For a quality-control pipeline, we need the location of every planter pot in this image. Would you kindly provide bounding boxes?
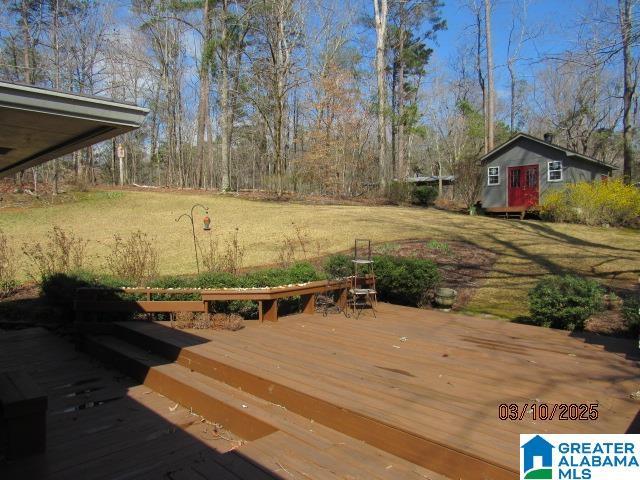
[435,287,457,308]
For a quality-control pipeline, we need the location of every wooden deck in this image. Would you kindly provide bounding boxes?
[5,303,638,479]
[105,303,640,479]
[0,327,445,480]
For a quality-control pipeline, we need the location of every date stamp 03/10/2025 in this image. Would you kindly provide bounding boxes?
[498,403,599,422]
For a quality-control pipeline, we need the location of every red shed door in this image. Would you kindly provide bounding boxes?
[508,165,539,208]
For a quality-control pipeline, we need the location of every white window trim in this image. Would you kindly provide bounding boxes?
[487,166,500,186]
[547,161,563,182]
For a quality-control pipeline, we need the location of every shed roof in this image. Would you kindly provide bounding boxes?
[478,132,617,170]
[0,81,149,178]
[406,175,455,183]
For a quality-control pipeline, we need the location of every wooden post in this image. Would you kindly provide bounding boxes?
[259,300,278,322]
[337,288,348,310]
[301,294,316,314]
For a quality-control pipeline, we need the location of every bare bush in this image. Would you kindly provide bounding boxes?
[201,228,245,274]
[277,224,320,267]
[0,230,17,297]
[22,226,88,280]
[106,230,158,284]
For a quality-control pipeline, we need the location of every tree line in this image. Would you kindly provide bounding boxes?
[1,0,638,202]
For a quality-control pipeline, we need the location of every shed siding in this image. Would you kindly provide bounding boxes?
[480,137,611,209]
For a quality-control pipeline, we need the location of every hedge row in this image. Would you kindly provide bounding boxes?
[42,262,325,320]
[43,254,442,319]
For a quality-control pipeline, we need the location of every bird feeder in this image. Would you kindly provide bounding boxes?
[203,214,211,231]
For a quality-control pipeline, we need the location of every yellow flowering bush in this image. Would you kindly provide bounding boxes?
[541,179,640,226]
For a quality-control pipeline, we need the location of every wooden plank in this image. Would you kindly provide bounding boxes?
[74,300,206,313]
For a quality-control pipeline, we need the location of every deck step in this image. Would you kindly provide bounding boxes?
[106,321,517,480]
[84,334,445,480]
[84,334,278,441]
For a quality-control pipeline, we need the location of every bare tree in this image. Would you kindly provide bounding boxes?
[483,0,494,151]
[619,0,635,183]
[373,0,388,188]
[505,0,535,133]
[196,0,213,189]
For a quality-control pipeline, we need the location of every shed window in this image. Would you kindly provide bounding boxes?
[548,161,563,182]
[488,166,500,185]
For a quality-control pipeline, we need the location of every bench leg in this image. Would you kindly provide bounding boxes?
[301,294,316,314]
[259,300,278,322]
[337,288,348,309]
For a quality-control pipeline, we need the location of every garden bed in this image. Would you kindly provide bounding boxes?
[373,240,499,310]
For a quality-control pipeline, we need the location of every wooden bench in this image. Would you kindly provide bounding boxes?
[0,371,47,459]
[75,279,353,323]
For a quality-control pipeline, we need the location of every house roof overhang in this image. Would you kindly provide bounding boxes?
[478,132,617,171]
[0,81,149,178]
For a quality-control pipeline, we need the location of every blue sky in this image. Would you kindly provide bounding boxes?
[432,0,605,84]
[344,0,613,93]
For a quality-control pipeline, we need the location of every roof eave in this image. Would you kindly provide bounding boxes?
[0,81,149,127]
[0,82,148,178]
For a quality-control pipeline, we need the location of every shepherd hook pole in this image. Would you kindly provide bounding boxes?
[175,203,209,273]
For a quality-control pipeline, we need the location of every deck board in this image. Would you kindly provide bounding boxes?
[1,326,447,480]
[0,328,254,480]
[164,302,640,473]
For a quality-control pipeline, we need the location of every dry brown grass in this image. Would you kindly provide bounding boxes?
[2,189,639,318]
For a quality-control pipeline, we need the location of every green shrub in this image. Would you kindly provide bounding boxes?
[387,181,413,204]
[528,275,603,330]
[148,275,198,300]
[193,271,240,289]
[324,254,353,279]
[541,179,640,226]
[412,185,438,206]
[373,255,440,306]
[622,296,640,336]
[241,262,324,288]
[41,270,135,318]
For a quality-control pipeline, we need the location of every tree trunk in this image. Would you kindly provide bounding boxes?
[619,0,634,183]
[220,0,232,191]
[273,2,288,196]
[475,8,487,153]
[484,0,495,151]
[373,0,388,189]
[20,0,31,84]
[52,0,61,195]
[397,2,406,179]
[484,0,496,151]
[118,147,125,186]
[196,0,212,189]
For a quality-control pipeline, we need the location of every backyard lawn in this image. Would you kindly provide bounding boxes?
[2,189,639,319]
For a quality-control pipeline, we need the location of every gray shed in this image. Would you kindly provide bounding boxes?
[478,133,616,212]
